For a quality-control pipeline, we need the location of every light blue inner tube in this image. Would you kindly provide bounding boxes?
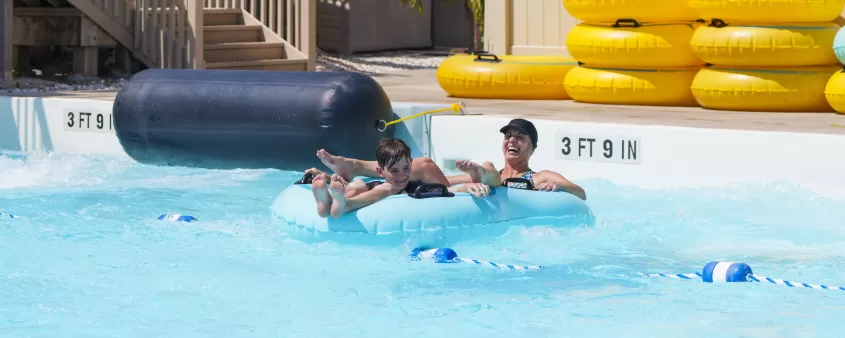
[270,179,596,247]
[833,27,845,64]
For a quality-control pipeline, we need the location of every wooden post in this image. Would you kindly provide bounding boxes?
[2,0,12,83]
[482,0,511,55]
[301,0,317,71]
[187,0,204,69]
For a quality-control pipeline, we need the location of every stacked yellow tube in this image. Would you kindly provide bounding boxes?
[825,28,845,114]
[435,54,579,100]
[688,1,844,112]
[562,0,704,106]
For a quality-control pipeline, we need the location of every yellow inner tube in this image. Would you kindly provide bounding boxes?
[567,21,704,68]
[689,22,840,67]
[436,53,578,100]
[563,66,701,106]
[823,70,845,114]
[691,65,839,112]
[688,0,845,23]
[563,0,697,22]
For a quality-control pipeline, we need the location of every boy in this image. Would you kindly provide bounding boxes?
[309,138,487,219]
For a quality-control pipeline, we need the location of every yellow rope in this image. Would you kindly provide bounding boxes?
[376,103,465,131]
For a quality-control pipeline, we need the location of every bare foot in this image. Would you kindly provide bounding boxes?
[311,173,332,218]
[456,160,483,183]
[316,149,355,182]
[328,174,349,219]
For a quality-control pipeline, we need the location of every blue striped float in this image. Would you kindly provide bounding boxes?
[270,178,595,247]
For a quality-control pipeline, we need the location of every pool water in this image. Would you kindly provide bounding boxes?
[2,152,844,337]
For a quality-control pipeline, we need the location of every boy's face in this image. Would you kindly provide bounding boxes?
[377,156,412,189]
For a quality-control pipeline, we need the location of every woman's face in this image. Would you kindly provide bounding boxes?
[502,127,533,162]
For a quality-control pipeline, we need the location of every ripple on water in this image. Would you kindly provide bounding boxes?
[1,152,844,337]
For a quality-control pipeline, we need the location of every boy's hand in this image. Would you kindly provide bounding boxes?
[464,183,490,198]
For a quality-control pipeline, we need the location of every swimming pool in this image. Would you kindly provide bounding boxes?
[2,151,844,337]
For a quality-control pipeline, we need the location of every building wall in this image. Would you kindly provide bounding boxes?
[432,0,474,50]
[317,0,435,55]
[510,0,574,56]
[2,1,12,83]
[483,0,576,57]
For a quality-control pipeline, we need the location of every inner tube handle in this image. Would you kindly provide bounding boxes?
[474,52,501,63]
[409,183,456,199]
[295,172,315,185]
[709,18,728,27]
[612,19,640,28]
[503,177,535,190]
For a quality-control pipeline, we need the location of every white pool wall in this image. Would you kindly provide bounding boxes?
[2,96,845,201]
[0,96,127,157]
[0,96,434,158]
[429,114,845,201]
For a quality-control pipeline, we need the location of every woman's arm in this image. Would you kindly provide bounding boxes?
[533,170,587,201]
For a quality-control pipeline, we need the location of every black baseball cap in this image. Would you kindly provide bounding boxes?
[499,118,538,149]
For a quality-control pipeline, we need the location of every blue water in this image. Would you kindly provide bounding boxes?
[2,152,845,337]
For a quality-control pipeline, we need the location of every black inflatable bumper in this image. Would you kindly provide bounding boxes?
[113,69,394,171]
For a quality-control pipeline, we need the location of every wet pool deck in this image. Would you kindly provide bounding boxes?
[6,68,845,136]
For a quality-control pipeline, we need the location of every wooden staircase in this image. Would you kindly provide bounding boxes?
[35,0,316,73]
[203,8,308,71]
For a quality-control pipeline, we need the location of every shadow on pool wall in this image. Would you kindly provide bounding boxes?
[0,96,53,154]
[1,95,127,157]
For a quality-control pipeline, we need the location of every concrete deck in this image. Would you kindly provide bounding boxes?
[6,69,845,135]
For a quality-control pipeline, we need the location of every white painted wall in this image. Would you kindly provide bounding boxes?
[4,96,844,202]
[0,96,128,157]
[0,96,439,161]
[429,115,845,202]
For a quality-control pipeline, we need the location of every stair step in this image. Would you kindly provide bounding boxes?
[204,8,243,26]
[205,59,307,71]
[205,25,263,43]
[203,8,243,14]
[204,42,284,63]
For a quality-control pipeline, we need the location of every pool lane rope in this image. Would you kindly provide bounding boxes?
[157,212,197,223]
[410,247,544,271]
[413,250,845,291]
[639,261,845,291]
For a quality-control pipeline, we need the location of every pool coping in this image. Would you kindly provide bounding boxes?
[3,68,845,136]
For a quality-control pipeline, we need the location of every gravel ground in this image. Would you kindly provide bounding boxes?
[316,50,447,75]
[0,50,448,94]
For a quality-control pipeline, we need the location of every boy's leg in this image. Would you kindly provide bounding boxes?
[455,160,502,187]
[479,161,502,187]
[317,149,378,180]
[328,175,369,219]
[317,149,451,186]
[413,157,451,186]
[311,173,332,218]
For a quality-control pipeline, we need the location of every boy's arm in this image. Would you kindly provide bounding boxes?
[342,183,395,212]
[447,174,473,186]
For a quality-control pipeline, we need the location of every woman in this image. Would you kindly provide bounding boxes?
[452,118,586,201]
